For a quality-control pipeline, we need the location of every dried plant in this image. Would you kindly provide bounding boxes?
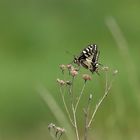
[48,64,118,140]
[48,123,65,140]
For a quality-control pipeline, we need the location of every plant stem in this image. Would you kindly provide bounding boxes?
[69,76,75,104]
[72,104,80,140]
[88,75,114,128]
[84,98,91,140]
[75,82,86,112]
[60,87,75,126]
[105,71,108,91]
[84,111,88,140]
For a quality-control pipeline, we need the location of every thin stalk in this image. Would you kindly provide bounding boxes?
[105,71,108,92]
[88,75,114,128]
[60,87,75,126]
[69,76,74,94]
[72,104,80,140]
[69,76,75,104]
[84,111,88,140]
[84,97,91,140]
[75,82,86,112]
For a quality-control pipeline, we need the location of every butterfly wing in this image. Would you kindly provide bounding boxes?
[74,44,100,73]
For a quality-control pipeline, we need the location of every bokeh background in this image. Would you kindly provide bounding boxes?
[0,0,140,140]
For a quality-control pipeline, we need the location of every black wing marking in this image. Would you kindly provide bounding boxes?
[74,44,100,73]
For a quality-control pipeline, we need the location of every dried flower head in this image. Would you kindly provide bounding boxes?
[59,64,66,73]
[82,74,92,81]
[89,94,93,101]
[57,78,65,86]
[113,69,118,75]
[48,123,56,131]
[48,123,65,139]
[56,127,65,134]
[65,80,72,86]
[67,64,72,70]
[55,127,65,138]
[70,69,78,77]
[102,66,109,71]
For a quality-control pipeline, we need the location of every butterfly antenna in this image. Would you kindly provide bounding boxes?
[65,50,74,56]
[65,50,76,64]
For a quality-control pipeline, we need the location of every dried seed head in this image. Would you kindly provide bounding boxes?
[67,64,72,70]
[102,66,109,71]
[48,123,55,131]
[65,80,72,86]
[113,69,118,75]
[59,64,66,73]
[57,78,65,86]
[89,94,93,101]
[70,69,78,77]
[48,123,65,139]
[60,64,66,70]
[55,127,65,138]
[56,127,65,133]
[82,74,92,81]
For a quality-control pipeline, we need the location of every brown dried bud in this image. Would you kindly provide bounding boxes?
[55,127,65,138]
[59,64,66,74]
[70,70,78,77]
[48,123,65,139]
[60,64,66,70]
[65,81,72,86]
[67,64,72,70]
[48,123,55,131]
[57,78,65,86]
[56,127,65,133]
[82,74,92,81]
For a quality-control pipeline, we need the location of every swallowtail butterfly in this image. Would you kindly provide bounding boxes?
[74,44,100,73]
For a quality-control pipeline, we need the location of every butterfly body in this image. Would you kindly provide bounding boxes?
[74,44,100,73]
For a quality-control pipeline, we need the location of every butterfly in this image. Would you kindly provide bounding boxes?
[74,44,100,74]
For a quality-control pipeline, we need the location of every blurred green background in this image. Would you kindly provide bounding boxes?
[0,0,140,140]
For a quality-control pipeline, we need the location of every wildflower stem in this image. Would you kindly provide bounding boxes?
[70,76,75,105]
[84,97,91,140]
[84,111,88,140]
[60,87,75,126]
[75,82,86,112]
[105,71,108,91]
[72,104,80,140]
[87,74,114,128]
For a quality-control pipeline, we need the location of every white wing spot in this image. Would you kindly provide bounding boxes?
[94,45,97,50]
[85,54,88,57]
[86,48,89,52]
[83,51,86,54]
[89,46,93,50]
